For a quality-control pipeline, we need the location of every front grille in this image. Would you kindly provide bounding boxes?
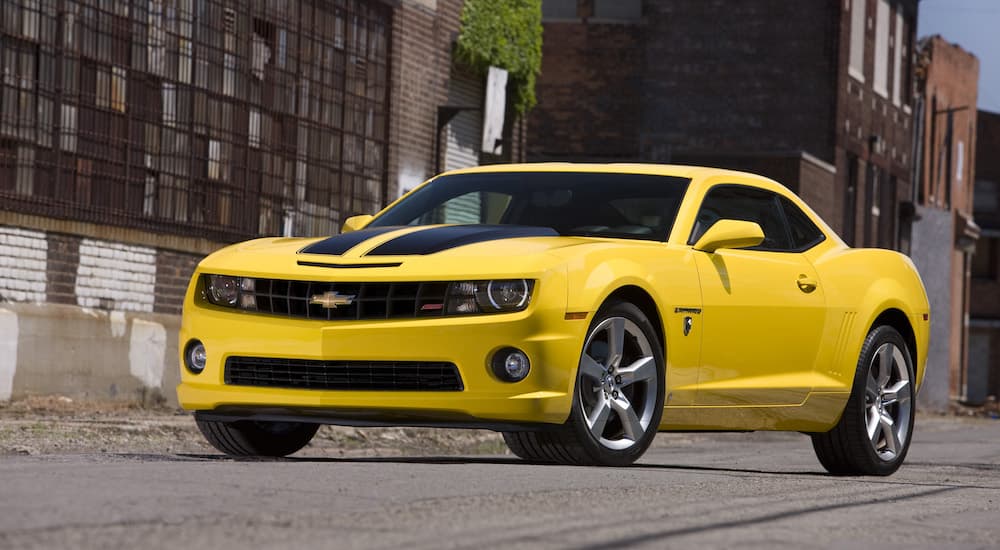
[229,278,459,320]
[225,356,464,391]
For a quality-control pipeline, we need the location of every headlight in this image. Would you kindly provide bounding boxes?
[446,279,534,314]
[206,275,239,306]
[477,280,530,311]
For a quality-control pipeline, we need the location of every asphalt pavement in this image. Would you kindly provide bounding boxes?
[1,415,998,549]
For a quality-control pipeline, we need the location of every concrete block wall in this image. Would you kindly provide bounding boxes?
[0,303,181,405]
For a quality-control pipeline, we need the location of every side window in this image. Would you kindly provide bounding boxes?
[780,196,826,250]
[688,185,792,251]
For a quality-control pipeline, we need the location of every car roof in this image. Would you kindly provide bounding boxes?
[441,162,764,182]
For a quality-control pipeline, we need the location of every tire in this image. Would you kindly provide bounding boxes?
[196,417,319,457]
[812,325,915,476]
[502,300,665,466]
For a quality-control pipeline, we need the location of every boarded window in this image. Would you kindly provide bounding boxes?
[849,0,866,82]
[873,0,889,97]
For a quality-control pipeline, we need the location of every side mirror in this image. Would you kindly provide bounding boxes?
[341,214,374,234]
[693,220,765,253]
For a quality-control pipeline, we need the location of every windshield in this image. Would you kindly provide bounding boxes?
[369,172,691,241]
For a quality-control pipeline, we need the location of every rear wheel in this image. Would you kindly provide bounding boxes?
[812,325,915,475]
[502,301,665,466]
[196,417,319,457]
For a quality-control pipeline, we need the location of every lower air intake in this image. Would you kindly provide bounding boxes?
[224,356,464,391]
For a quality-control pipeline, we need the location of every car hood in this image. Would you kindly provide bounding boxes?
[198,225,612,280]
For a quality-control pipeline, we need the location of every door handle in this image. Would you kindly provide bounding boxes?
[797,275,818,293]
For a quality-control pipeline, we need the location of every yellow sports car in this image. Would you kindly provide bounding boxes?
[178,164,929,475]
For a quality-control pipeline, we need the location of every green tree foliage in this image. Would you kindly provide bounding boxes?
[454,0,543,115]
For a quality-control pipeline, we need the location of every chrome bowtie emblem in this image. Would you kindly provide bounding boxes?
[310,291,356,308]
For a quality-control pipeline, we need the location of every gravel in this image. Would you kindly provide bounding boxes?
[0,395,507,458]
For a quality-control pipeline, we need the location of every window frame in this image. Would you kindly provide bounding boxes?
[849,0,867,83]
[873,0,890,98]
[687,184,827,253]
[778,195,827,251]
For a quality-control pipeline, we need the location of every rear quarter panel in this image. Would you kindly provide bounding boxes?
[807,244,930,393]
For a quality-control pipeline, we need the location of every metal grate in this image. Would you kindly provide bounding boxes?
[0,0,391,242]
[212,276,484,320]
[225,356,463,391]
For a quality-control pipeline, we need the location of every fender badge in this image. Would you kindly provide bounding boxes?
[683,316,693,336]
[310,291,356,308]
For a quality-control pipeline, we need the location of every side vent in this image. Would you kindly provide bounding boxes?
[828,311,857,377]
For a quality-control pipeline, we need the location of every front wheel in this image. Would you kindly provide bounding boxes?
[196,417,319,457]
[812,325,915,476]
[503,300,665,466]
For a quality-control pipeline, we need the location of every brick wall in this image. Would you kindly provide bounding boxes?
[387,0,464,199]
[46,233,82,306]
[917,36,980,213]
[155,250,202,315]
[837,0,918,247]
[975,110,1000,230]
[75,240,158,313]
[0,223,202,316]
[907,36,980,403]
[526,0,918,237]
[530,1,842,164]
[640,0,840,162]
[970,110,1000,403]
[530,20,643,160]
[0,227,48,303]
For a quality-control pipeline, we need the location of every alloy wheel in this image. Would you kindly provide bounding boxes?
[577,317,658,451]
[864,342,912,461]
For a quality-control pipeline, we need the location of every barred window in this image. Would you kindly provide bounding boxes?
[0,0,391,242]
[60,104,77,151]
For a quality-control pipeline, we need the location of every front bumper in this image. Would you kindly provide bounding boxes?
[178,275,585,426]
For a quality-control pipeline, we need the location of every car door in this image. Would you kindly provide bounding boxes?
[690,185,828,406]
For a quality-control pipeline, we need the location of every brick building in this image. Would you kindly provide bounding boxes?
[0,0,488,312]
[971,109,1000,405]
[908,36,980,408]
[530,0,918,251]
[0,0,522,403]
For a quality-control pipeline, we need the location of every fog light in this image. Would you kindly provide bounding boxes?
[184,340,207,374]
[491,347,530,382]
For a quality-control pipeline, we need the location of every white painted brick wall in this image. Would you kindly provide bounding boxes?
[0,227,48,303]
[75,239,157,313]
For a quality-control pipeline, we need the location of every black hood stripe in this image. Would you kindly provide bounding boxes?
[365,225,558,256]
[298,226,404,256]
